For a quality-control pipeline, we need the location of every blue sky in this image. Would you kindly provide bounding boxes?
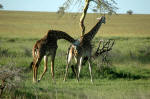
[0,0,150,14]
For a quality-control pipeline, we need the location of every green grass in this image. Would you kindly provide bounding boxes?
[0,11,150,99]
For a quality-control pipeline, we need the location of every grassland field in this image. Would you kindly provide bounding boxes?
[0,11,150,99]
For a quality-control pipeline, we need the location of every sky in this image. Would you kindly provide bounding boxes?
[0,0,150,14]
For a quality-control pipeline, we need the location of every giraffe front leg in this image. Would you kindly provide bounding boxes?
[88,59,93,83]
[51,59,55,82]
[64,64,69,82]
[77,57,83,82]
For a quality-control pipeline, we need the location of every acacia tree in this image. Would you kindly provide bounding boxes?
[127,10,133,15]
[0,4,3,9]
[57,7,65,14]
[62,0,117,36]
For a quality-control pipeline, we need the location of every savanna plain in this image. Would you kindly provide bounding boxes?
[0,11,150,99]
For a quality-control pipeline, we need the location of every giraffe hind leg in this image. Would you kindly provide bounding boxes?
[88,59,93,83]
[71,65,77,77]
[77,57,83,82]
[33,56,43,83]
[50,49,57,82]
[38,55,48,82]
[64,50,73,82]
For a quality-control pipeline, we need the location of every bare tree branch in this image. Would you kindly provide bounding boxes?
[0,65,26,97]
[61,0,117,36]
[82,39,115,66]
[93,39,115,59]
[80,0,90,36]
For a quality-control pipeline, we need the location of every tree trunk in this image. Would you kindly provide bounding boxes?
[80,0,90,36]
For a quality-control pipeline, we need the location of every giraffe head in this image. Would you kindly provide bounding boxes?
[97,16,106,24]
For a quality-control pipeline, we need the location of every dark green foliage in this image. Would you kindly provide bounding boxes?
[7,39,16,42]
[137,46,150,63]
[95,66,149,80]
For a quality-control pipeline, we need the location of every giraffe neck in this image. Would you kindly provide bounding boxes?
[83,18,104,41]
[48,30,76,43]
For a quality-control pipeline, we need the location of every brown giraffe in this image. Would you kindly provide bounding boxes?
[30,30,77,83]
[64,16,106,83]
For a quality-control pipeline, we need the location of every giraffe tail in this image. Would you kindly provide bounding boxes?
[25,43,37,72]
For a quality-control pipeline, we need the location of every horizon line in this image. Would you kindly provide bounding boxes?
[0,9,150,15]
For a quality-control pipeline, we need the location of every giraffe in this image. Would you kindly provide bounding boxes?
[64,16,106,83]
[30,30,77,83]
